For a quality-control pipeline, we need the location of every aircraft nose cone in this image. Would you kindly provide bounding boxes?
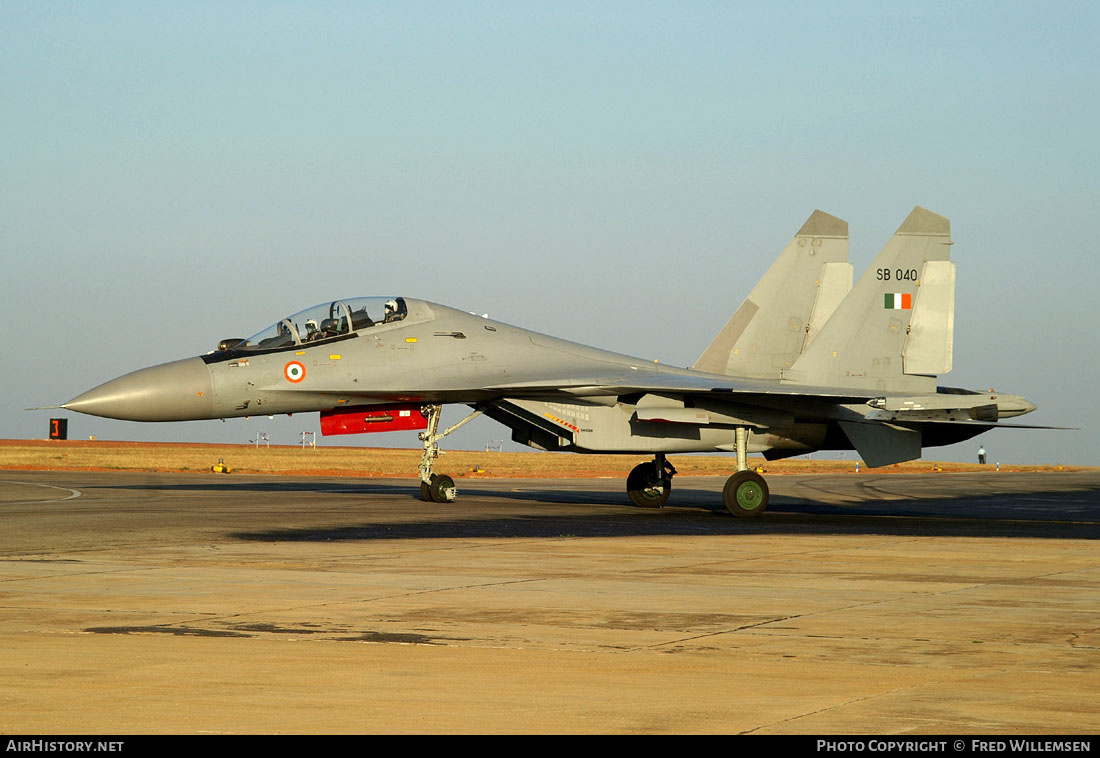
[64,357,215,421]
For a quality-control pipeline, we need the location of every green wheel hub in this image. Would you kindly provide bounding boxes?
[735,479,764,510]
[722,470,770,518]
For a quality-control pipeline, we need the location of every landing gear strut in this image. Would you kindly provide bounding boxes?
[626,453,677,508]
[723,426,769,518]
[418,404,484,503]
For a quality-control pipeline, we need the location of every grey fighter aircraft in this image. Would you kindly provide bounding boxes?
[56,207,1043,517]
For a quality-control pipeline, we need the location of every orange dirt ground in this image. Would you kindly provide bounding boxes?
[0,439,1085,479]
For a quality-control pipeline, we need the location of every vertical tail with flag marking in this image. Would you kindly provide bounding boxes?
[782,206,955,393]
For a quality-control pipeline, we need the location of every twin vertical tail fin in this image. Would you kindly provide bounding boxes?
[693,210,853,379]
[782,206,956,393]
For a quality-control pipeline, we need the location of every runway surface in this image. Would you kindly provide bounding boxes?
[1,469,1098,733]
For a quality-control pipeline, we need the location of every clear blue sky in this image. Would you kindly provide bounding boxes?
[3,1,1097,465]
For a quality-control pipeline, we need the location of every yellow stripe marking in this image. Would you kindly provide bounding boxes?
[544,413,579,433]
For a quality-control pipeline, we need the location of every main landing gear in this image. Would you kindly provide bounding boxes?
[626,453,677,508]
[627,428,770,518]
[418,404,484,503]
[722,426,769,518]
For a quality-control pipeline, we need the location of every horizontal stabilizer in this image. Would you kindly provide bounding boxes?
[900,420,1078,430]
[838,420,922,467]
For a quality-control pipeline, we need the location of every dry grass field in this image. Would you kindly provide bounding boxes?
[0,439,1082,478]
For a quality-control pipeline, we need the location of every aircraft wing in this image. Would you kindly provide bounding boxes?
[481,371,875,402]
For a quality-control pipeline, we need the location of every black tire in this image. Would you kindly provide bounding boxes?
[626,462,670,508]
[722,470,769,518]
[429,473,457,503]
[420,479,434,502]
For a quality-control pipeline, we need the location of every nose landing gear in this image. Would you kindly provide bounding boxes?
[418,404,484,503]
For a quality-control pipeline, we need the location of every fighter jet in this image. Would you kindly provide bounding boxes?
[57,207,1043,517]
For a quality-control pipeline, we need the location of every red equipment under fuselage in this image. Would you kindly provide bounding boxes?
[319,403,429,435]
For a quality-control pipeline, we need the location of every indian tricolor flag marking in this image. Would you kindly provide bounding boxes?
[884,293,912,310]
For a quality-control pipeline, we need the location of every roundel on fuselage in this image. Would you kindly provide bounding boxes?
[284,361,306,383]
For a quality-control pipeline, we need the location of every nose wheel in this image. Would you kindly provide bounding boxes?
[418,404,484,503]
[421,473,457,504]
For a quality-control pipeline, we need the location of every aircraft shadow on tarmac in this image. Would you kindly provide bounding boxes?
[219,487,1100,542]
[90,479,1100,541]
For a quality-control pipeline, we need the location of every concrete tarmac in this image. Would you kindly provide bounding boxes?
[1,469,1098,734]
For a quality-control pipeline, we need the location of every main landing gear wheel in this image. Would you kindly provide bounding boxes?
[626,460,673,509]
[421,474,457,503]
[723,470,769,518]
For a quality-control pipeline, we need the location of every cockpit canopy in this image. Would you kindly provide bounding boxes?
[225,297,410,353]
